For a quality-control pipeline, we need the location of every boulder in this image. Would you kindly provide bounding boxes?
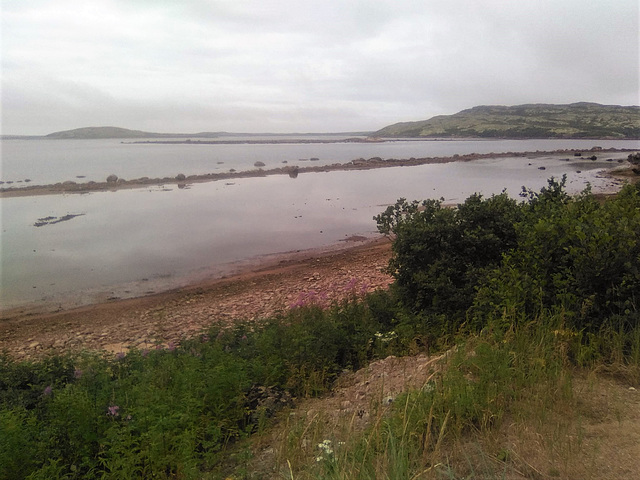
[106,174,118,183]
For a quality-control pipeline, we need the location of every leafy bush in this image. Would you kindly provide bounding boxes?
[475,180,640,332]
[378,178,640,335]
[374,191,520,325]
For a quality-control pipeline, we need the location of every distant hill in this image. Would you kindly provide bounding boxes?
[43,127,371,139]
[373,103,640,139]
[45,127,160,139]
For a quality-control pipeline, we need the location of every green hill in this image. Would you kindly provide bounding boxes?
[373,102,640,139]
[45,126,160,139]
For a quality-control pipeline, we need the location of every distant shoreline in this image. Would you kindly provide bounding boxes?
[1,147,635,199]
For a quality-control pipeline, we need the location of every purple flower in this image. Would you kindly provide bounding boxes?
[107,405,119,417]
[344,278,358,291]
[167,342,176,351]
[74,369,83,379]
[43,385,53,396]
[115,352,125,360]
[240,335,248,342]
[141,348,149,357]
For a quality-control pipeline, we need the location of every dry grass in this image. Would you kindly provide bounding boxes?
[234,329,640,480]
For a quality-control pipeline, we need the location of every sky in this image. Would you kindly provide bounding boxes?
[2,0,639,135]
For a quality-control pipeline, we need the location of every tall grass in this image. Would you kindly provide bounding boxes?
[2,298,638,479]
[294,314,640,480]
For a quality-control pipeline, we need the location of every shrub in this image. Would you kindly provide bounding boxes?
[374,191,520,326]
[475,180,640,332]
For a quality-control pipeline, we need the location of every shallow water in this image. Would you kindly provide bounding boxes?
[1,137,637,186]
[0,151,629,311]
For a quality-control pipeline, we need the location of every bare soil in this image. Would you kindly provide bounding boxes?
[0,238,393,360]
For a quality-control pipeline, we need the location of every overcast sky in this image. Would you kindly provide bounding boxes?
[2,0,638,135]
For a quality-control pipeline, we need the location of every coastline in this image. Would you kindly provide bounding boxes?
[1,147,638,360]
[1,147,634,198]
[0,236,393,360]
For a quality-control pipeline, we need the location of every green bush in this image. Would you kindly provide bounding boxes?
[375,191,520,325]
[378,178,640,336]
[475,180,640,332]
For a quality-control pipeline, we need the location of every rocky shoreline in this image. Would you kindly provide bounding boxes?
[1,147,633,198]
[0,238,394,360]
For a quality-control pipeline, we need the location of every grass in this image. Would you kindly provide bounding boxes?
[267,316,640,480]
[1,295,639,479]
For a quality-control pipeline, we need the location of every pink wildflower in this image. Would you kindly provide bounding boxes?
[74,369,83,379]
[43,385,53,396]
[107,405,119,417]
[344,278,358,292]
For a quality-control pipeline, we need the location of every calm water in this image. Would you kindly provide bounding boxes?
[0,139,637,312]
[1,137,638,186]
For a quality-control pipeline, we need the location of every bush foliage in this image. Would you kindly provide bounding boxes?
[376,177,640,334]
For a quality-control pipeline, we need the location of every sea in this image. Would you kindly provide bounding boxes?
[1,137,638,312]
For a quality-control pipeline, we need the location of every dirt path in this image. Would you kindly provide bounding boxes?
[0,238,393,360]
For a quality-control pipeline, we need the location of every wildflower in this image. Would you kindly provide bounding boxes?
[74,369,83,379]
[141,348,149,357]
[344,277,358,291]
[115,352,125,360]
[43,385,53,396]
[167,342,176,351]
[201,334,210,343]
[317,439,333,455]
[374,331,397,343]
[107,405,119,417]
[240,335,248,342]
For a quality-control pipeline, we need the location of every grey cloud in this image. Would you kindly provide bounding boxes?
[2,0,638,135]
